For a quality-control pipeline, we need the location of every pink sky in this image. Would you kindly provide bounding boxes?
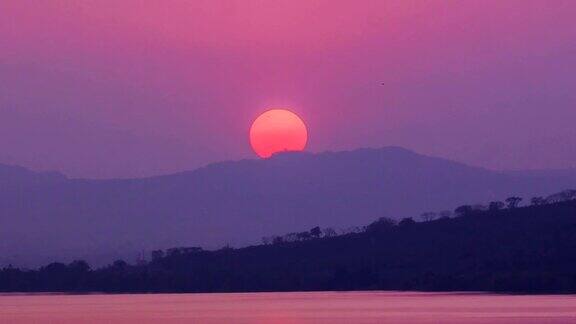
[1,0,575,178]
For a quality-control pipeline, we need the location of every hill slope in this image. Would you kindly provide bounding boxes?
[2,199,576,293]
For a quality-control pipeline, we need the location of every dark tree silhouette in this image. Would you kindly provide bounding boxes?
[489,201,505,211]
[547,189,576,203]
[531,196,547,206]
[454,205,473,217]
[438,210,452,219]
[112,260,128,269]
[284,232,299,242]
[272,236,284,245]
[398,217,416,227]
[296,231,311,241]
[309,226,322,238]
[68,260,90,273]
[366,217,396,233]
[420,212,437,222]
[505,196,523,209]
[151,250,165,261]
[322,227,337,237]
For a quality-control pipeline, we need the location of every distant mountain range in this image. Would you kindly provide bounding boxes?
[1,147,575,266]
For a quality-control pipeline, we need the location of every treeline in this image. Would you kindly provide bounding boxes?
[260,189,576,245]
[1,190,576,293]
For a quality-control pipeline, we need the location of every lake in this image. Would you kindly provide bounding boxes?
[1,291,575,323]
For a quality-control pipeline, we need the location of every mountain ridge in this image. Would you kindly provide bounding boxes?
[1,146,575,267]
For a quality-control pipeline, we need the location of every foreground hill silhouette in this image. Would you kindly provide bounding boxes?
[2,196,576,293]
[2,147,576,266]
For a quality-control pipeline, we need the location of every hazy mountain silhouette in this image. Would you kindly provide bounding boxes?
[1,147,575,266]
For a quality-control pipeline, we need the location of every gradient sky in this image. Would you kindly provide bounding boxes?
[1,0,575,178]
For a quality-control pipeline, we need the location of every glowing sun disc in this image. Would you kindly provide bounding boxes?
[249,109,308,158]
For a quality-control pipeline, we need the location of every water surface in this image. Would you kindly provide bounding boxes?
[1,291,575,323]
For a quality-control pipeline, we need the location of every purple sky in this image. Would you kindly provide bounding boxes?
[1,0,575,178]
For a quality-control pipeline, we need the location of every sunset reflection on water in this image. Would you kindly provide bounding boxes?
[1,291,576,323]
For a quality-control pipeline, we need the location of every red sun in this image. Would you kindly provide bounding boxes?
[250,109,308,158]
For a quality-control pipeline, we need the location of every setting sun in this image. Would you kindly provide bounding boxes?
[249,109,308,158]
